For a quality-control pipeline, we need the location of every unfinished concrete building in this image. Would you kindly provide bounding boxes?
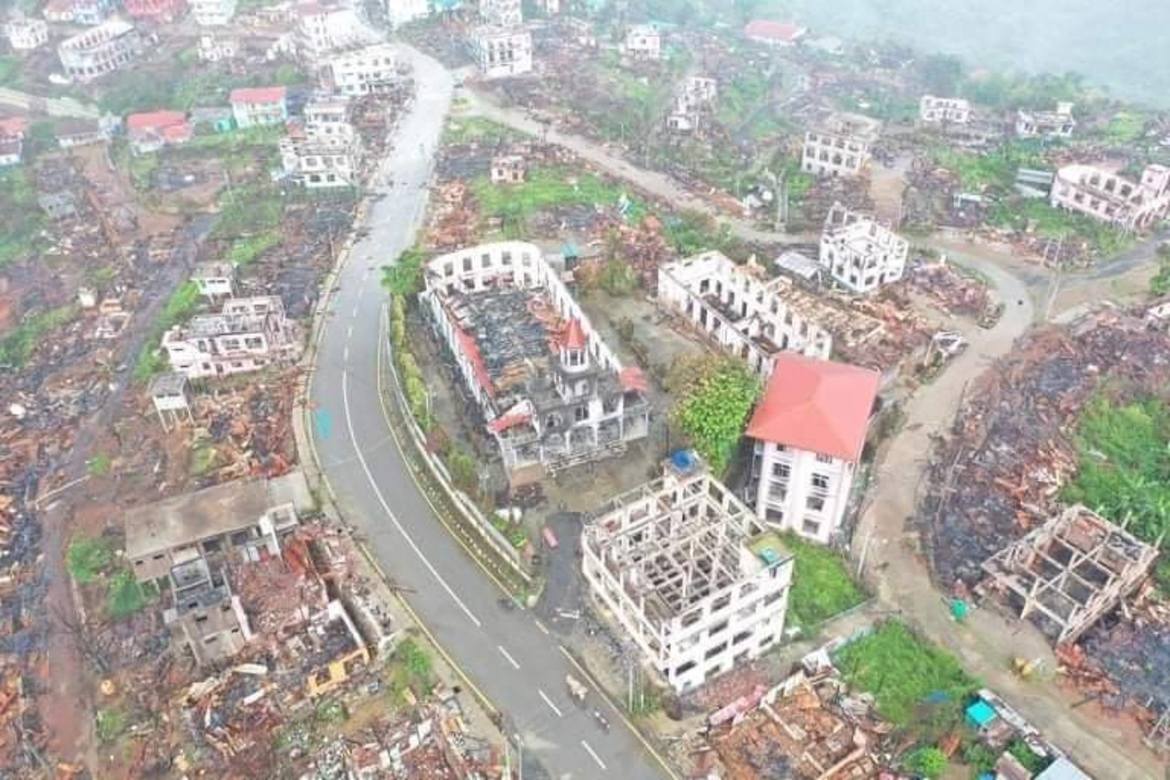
[1015,102,1075,139]
[161,295,300,380]
[471,25,532,79]
[421,241,650,485]
[920,95,971,124]
[149,371,194,431]
[801,113,880,178]
[819,202,908,294]
[1050,163,1170,232]
[657,251,832,377]
[490,154,525,183]
[980,505,1160,644]
[668,75,717,133]
[124,470,311,583]
[582,454,794,693]
[164,555,254,666]
[320,43,403,96]
[478,0,520,26]
[192,260,236,300]
[57,19,143,81]
[4,17,48,50]
[624,23,661,60]
[280,95,363,189]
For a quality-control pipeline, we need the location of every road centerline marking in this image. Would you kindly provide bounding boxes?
[538,689,563,718]
[341,370,481,628]
[497,645,520,670]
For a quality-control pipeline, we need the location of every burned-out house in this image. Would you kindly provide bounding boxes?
[421,241,650,486]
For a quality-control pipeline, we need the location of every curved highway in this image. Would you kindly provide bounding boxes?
[307,45,669,780]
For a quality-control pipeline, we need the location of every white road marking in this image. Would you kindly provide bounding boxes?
[343,345,350,362]
[352,304,359,318]
[538,689,563,718]
[534,619,550,636]
[581,740,607,771]
[497,645,520,670]
[341,370,482,628]
[347,324,353,340]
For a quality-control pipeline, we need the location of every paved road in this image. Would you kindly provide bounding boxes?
[0,86,99,119]
[308,45,668,780]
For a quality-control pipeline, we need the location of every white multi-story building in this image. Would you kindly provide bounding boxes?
[1015,102,1075,139]
[384,0,428,28]
[1050,163,1170,232]
[624,23,661,60]
[801,113,881,178]
[478,0,520,26]
[819,202,908,294]
[296,2,376,59]
[4,17,49,50]
[745,353,880,545]
[471,26,532,79]
[57,20,143,82]
[230,86,288,129]
[190,0,236,25]
[320,43,402,95]
[161,296,300,380]
[583,454,795,693]
[668,75,717,133]
[657,251,831,377]
[279,95,362,188]
[191,261,236,300]
[919,95,971,124]
[421,241,650,485]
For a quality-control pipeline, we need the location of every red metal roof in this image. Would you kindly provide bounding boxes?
[619,366,648,393]
[229,86,287,105]
[745,353,880,462]
[454,326,494,399]
[744,20,805,43]
[0,117,28,139]
[126,110,187,131]
[561,318,587,350]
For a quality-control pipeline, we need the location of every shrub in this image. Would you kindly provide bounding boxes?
[671,358,760,473]
[66,536,114,585]
[904,746,947,779]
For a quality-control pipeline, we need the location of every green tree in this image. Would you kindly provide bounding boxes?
[905,746,948,779]
[1151,246,1170,296]
[671,358,760,473]
[382,247,428,297]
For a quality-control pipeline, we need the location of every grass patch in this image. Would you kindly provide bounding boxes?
[1102,112,1147,145]
[834,621,978,728]
[930,143,1045,192]
[384,638,435,706]
[781,532,866,630]
[190,443,219,477]
[1064,395,1170,551]
[989,198,1133,257]
[0,56,19,87]
[66,536,115,585]
[95,708,128,744]
[107,570,155,618]
[214,183,284,238]
[443,117,522,145]
[0,305,78,368]
[471,166,638,236]
[227,229,281,267]
[87,453,112,476]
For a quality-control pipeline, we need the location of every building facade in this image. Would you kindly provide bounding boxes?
[657,251,832,377]
[919,95,971,124]
[421,241,650,484]
[4,17,48,50]
[819,202,908,294]
[745,354,880,545]
[624,23,660,60]
[1015,103,1075,139]
[192,261,236,300]
[1050,163,1170,232]
[123,0,188,22]
[279,94,362,188]
[190,0,236,25]
[801,113,880,178]
[126,110,192,154]
[472,26,532,79]
[583,454,795,692]
[321,43,402,95]
[478,0,521,26]
[161,295,300,380]
[296,4,374,59]
[57,20,143,82]
[230,86,288,128]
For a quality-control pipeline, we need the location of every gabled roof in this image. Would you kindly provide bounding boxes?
[745,353,880,462]
[230,86,287,105]
[126,110,187,132]
[0,116,29,139]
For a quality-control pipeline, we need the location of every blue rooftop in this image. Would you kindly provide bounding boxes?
[966,699,998,729]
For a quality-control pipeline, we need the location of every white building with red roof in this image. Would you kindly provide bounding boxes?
[230,86,288,129]
[745,353,880,545]
[126,110,192,154]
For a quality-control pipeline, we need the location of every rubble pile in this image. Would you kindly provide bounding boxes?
[921,310,1170,587]
[904,258,997,320]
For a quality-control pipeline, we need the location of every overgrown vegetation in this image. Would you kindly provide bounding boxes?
[988,198,1132,258]
[388,293,432,432]
[904,746,948,779]
[0,169,45,267]
[443,117,521,145]
[381,246,428,297]
[133,281,203,382]
[227,229,281,267]
[834,621,978,728]
[214,184,285,238]
[781,532,867,630]
[0,305,78,368]
[66,536,115,585]
[931,143,1045,192]
[95,708,129,744]
[385,638,434,706]
[1151,245,1170,296]
[669,356,760,473]
[107,570,154,618]
[1064,395,1170,578]
[472,166,636,236]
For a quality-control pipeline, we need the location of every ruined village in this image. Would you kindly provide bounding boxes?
[0,0,1169,779]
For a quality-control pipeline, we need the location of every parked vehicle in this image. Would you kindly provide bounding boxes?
[565,674,588,705]
[542,526,559,550]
